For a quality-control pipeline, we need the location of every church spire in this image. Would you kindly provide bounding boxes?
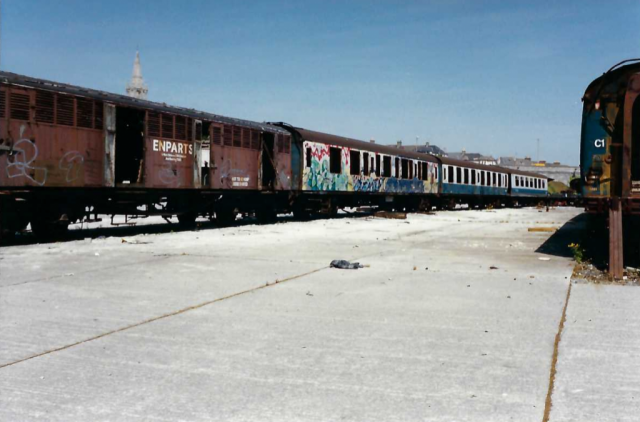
[126,50,148,100]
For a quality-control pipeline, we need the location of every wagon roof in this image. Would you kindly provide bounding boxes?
[290,127,439,163]
[439,156,550,179]
[439,156,509,173]
[0,71,288,135]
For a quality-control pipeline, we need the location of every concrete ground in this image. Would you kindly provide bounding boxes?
[0,207,638,421]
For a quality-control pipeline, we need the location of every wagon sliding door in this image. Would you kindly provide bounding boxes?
[103,104,116,187]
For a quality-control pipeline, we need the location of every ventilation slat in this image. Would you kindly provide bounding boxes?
[10,93,30,121]
[195,120,202,141]
[36,91,55,124]
[223,125,232,146]
[94,101,104,130]
[187,118,193,141]
[212,126,222,145]
[148,111,160,137]
[161,114,174,138]
[175,116,186,140]
[76,98,94,128]
[233,126,241,147]
[241,129,250,148]
[56,95,75,126]
[0,90,5,118]
[251,130,260,150]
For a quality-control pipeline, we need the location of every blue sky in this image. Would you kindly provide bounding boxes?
[2,0,639,165]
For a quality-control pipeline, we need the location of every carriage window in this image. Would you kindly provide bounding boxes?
[363,152,369,175]
[471,170,476,185]
[376,154,381,176]
[383,156,391,177]
[464,168,469,184]
[457,167,462,184]
[515,177,519,187]
[306,148,312,168]
[492,173,496,186]
[481,171,485,186]
[330,147,342,174]
[395,158,400,178]
[350,150,361,175]
[401,159,409,179]
[422,162,428,181]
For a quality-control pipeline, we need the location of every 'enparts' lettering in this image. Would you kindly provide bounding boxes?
[152,139,193,155]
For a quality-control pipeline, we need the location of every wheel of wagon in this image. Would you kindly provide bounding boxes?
[216,207,237,226]
[177,212,197,228]
[30,213,69,239]
[256,206,277,224]
[293,206,311,221]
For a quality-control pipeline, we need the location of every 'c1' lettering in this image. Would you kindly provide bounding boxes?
[594,139,605,148]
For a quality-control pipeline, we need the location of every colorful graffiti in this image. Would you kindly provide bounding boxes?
[302,141,438,194]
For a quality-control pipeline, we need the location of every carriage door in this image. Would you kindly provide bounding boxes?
[261,132,276,190]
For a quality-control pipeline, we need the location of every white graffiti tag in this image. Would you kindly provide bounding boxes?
[158,163,180,186]
[59,151,84,182]
[5,127,48,186]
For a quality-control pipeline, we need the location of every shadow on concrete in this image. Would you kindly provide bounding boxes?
[1,211,374,248]
[535,211,614,270]
[535,212,588,260]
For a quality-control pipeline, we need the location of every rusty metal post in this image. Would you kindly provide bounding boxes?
[609,198,624,279]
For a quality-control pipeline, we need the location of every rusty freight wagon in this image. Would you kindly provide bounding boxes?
[0,71,292,236]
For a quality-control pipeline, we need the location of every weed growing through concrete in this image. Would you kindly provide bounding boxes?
[568,243,584,263]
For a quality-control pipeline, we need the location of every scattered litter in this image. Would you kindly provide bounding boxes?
[425,267,429,270]
[489,266,498,270]
[94,253,100,256]
[330,260,364,269]
[538,257,551,261]
[507,295,511,299]
[374,211,407,220]
[306,291,314,296]
[413,266,417,271]
[121,238,150,244]
[528,227,558,232]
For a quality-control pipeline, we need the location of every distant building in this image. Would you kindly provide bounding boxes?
[126,51,148,100]
[498,156,578,185]
[448,149,497,166]
[390,140,448,157]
